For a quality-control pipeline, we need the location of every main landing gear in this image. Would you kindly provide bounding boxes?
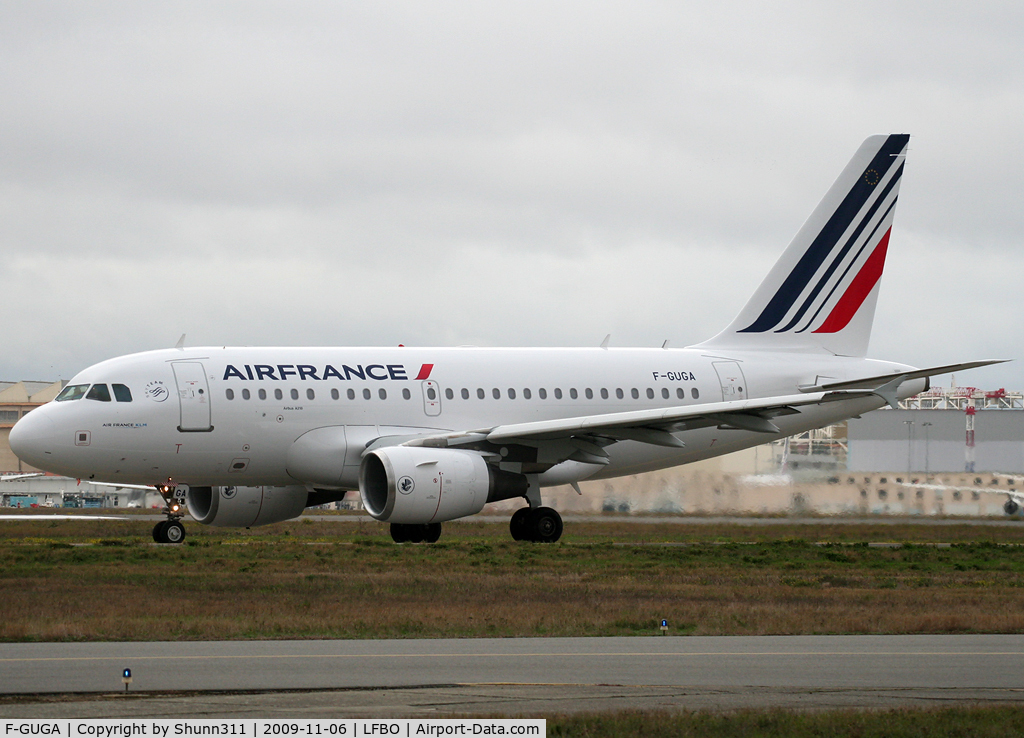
[390,522,442,543]
[509,506,563,543]
[152,484,187,544]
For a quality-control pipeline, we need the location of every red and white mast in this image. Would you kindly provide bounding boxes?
[965,399,976,473]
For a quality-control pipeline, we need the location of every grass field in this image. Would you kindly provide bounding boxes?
[4,513,1024,641]
[545,705,1024,737]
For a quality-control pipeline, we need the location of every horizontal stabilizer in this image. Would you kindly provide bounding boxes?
[798,360,1009,393]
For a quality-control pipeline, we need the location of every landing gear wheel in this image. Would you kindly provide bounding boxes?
[529,507,563,543]
[509,507,532,541]
[153,519,186,544]
[407,525,425,544]
[424,523,442,543]
[390,523,409,543]
[164,520,186,544]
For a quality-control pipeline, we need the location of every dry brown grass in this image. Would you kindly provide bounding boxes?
[3,514,1024,641]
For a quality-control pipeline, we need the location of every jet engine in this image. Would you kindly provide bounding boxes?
[186,485,308,527]
[359,446,527,524]
[1005,499,1020,516]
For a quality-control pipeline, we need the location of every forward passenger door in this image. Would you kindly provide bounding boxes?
[172,361,213,432]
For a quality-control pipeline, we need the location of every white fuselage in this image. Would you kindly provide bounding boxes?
[10,345,921,490]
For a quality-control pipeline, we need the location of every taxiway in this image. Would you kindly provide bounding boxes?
[2,635,1023,717]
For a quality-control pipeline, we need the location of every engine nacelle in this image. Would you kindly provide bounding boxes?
[186,485,308,527]
[1005,499,1020,516]
[359,446,527,524]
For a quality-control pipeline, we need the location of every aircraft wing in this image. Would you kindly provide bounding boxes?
[0,476,154,490]
[482,390,861,442]
[87,481,155,491]
[900,481,1024,504]
[403,389,878,466]
[398,360,1004,468]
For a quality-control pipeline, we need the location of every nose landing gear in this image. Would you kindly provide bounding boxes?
[152,484,188,544]
[152,518,186,544]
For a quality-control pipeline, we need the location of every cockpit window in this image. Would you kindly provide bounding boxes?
[55,384,89,402]
[85,384,112,402]
[112,384,133,402]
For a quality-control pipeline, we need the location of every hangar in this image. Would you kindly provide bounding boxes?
[847,387,1024,473]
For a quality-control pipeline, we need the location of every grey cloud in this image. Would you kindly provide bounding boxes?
[2,1,1023,389]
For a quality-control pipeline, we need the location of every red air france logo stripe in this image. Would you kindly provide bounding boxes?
[813,227,891,334]
[414,364,434,380]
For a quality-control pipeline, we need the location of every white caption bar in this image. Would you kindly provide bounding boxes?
[2,720,545,738]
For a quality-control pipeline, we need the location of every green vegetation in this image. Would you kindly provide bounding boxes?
[4,514,1024,641]
[547,706,1024,737]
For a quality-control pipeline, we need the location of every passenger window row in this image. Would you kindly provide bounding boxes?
[225,387,391,401]
[225,386,700,402]
[445,387,700,401]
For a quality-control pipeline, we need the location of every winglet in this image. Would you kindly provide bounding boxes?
[600,334,611,350]
[175,334,186,350]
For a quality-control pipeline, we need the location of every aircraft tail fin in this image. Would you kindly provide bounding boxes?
[696,134,910,357]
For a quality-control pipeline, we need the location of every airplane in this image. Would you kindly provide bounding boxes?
[898,473,1024,517]
[8,134,1003,544]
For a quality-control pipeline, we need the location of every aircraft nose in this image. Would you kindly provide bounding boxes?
[9,410,56,468]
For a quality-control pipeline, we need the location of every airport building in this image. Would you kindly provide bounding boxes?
[0,474,156,509]
[0,380,65,473]
[848,387,1024,473]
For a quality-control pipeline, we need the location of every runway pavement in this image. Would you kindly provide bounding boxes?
[3,635,1024,717]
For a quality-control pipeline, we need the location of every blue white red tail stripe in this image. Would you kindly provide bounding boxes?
[812,226,891,334]
[738,134,908,334]
[780,163,903,333]
[796,195,897,333]
[695,134,911,358]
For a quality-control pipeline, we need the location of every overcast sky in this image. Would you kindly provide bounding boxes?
[3,1,1022,392]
